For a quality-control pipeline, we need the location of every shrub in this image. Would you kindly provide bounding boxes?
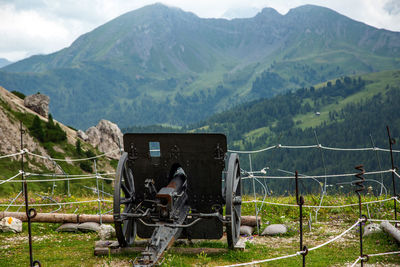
[11,90,26,99]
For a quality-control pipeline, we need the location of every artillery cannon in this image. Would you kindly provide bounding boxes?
[113,133,241,266]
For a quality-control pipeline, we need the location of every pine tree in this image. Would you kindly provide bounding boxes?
[29,115,44,142]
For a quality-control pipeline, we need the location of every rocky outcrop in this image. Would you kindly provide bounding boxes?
[85,120,123,159]
[24,93,50,117]
[77,130,89,141]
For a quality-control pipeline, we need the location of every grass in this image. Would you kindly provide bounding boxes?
[1,194,400,266]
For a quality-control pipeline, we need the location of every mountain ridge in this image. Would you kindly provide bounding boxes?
[1,4,400,129]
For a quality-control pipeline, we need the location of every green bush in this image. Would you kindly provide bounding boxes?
[29,114,67,143]
[11,90,26,99]
[79,161,93,172]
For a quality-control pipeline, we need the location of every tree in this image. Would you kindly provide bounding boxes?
[76,139,82,155]
[30,115,44,142]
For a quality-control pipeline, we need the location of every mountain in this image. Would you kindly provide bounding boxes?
[191,70,400,193]
[0,58,11,68]
[1,4,400,129]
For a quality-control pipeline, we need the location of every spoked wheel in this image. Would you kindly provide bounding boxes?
[225,153,242,249]
[113,152,137,247]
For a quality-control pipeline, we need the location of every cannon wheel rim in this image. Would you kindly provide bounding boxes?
[226,153,241,249]
[113,152,137,247]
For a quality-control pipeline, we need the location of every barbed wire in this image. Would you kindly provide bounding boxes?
[28,172,115,177]
[243,197,395,208]
[6,176,114,183]
[0,171,22,185]
[0,150,25,159]
[228,144,400,154]
[218,219,361,267]
[243,169,394,180]
[0,199,112,207]
[26,149,120,162]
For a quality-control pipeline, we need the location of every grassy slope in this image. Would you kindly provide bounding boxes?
[1,195,399,266]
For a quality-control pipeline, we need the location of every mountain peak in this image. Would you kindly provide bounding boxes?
[287,4,339,17]
[257,7,282,18]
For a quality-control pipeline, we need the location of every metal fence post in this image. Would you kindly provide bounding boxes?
[20,121,41,267]
[355,165,368,266]
[387,126,398,226]
[295,171,308,266]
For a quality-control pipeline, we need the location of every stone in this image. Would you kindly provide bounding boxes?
[98,224,116,240]
[77,130,89,141]
[85,120,123,159]
[56,223,79,232]
[0,217,22,233]
[240,225,254,236]
[261,224,287,236]
[363,223,382,237]
[24,93,50,117]
[77,222,101,232]
[86,127,101,147]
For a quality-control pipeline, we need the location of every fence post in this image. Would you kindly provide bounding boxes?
[355,165,368,266]
[386,126,398,226]
[20,121,41,267]
[249,154,260,235]
[94,160,102,224]
[295,171,308,266]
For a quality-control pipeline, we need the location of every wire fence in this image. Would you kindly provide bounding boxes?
[1,127,400,266]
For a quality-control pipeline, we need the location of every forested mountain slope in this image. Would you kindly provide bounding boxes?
[192,70,400,193]
[0,4,400,129]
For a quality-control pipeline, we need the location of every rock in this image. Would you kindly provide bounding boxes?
[363,223,382,237]
[261,224,287,236]
[24,93,50,117]
[85,120,123,159]
[77,130,89,141]
[98,224,116,240]
[77,222,101,232]
[0,217,22,233]
[56,223,79,232]
[240,225,254,236]
[381,221,400,243]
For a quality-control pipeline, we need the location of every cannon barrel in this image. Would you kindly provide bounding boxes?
[156,167,187,216]
[166,167,186,192]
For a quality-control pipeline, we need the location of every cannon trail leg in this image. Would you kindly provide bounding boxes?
[134,205,189,266]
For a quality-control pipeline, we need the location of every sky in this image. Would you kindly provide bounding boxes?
[0,0,399,62]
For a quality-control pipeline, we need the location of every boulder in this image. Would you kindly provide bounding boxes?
[240,225,254,236]
[77,222,101,232]
[77,130,89,141]
[261,224,287,236]
[56,223,79,232]
[85,120,123,159]
[0,217,22,233]
[98,224,116,240]
[363,223,382,237]
[24,93,50,117]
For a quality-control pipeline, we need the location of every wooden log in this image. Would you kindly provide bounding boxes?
[381,221,400,243]
[94,246,227,256]
[95,239,202,248]
[234,237,246,251]
[0,211,113,223]
[1,211,258,226]
[240,216,261,227]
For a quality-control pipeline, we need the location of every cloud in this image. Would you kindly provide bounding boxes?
[0,0,399,61]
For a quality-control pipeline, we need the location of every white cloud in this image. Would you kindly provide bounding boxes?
[0,0,399,62]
